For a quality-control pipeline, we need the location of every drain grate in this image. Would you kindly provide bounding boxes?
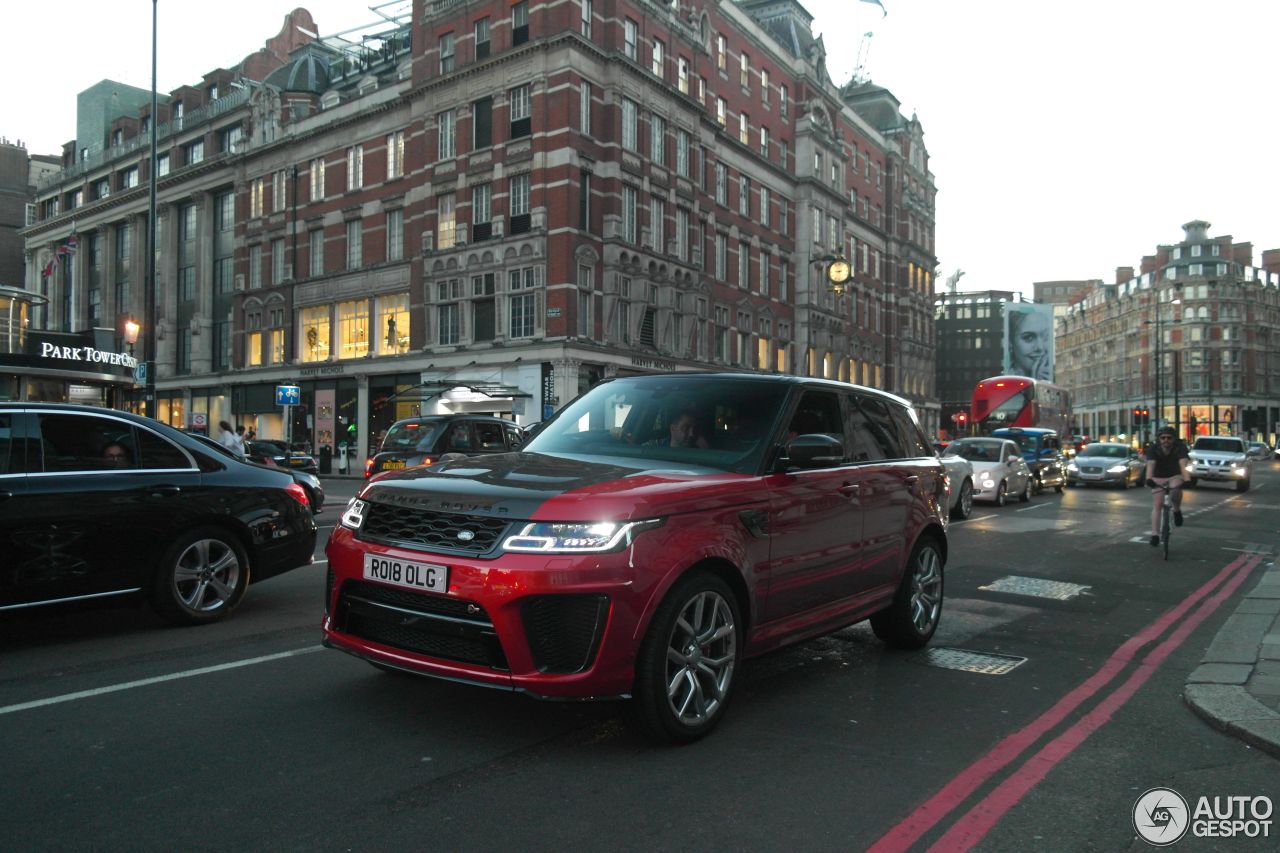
[979,575,1091,601]
[914,647,1027,675]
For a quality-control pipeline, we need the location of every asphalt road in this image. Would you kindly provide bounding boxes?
[2,465,1278,852]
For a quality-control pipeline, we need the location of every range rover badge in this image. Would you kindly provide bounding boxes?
[456,530,476,542]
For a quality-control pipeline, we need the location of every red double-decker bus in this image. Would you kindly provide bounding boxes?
[970,375,1071,437]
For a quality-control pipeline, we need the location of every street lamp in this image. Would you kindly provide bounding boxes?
[123,317,140,356]
[1144,293,1181,439]
[143,0,158,419]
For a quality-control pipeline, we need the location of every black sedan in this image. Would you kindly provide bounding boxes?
[0,403,316,625]
[187,432,324,515]
[245,439,318,474]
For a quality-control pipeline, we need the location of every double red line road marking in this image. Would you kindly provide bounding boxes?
[870,550,1266,853]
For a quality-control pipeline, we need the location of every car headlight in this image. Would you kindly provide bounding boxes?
[1106,464,1128,474]
[978,474,995,487]
[1066,462,1078,472]
[340,498,368,530]
[502,519,663,553]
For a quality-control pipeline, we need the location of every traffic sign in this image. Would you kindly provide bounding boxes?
[275,385,301,406]
[134,363,148,383]
[191,412,208,429]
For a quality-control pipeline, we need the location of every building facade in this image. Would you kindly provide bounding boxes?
[21,0,938,463]
[1057,220,1280,445]
[933,289,1028,437]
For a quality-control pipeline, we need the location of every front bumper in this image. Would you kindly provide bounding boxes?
[1067,465,1129,485]
[1188,461,1249,481]
[322,525,663,699]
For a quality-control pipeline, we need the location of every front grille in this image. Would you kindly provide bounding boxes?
[334,579,508,670]
[358,501,512,556]
[1080,466,1102,474]
[521,595,610,674]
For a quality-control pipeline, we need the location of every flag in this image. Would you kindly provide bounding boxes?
[42,256,57,278]
[56,231,78,258]
[861,0,888,16]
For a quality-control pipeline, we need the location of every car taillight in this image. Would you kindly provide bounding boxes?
[285,482,310,508]
[363,457,374,478]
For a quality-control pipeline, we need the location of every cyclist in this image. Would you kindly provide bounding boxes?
[1143,427,1190,547]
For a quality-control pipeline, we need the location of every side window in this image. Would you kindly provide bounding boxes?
[36,413,138,472]
[887,405,931,458]
[474,421,505,450]
[787,390,843,444]
[137,428,193,469]
[444,422,473,451]
[849,395,906,461]
[0,413,11,474]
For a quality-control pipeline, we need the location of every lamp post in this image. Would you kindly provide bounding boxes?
[1144,293,1181,436]
[143,0,158,419]
[124,317,140,356]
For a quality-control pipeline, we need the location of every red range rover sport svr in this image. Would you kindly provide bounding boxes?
[324,373,948,743]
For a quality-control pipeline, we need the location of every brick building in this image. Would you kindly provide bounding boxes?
[21,0,937,462]
[1057,220,1280,445]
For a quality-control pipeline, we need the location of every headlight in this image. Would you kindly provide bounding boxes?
[1066,462,1078,472]
[340,498,368,530]
[502,519,663,553]
[1106,464,1128,474]
[978,474,995,487]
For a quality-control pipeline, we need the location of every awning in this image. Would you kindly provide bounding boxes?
[383,382,533,404]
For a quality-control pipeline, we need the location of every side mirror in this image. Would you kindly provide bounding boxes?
[786,434,844,469]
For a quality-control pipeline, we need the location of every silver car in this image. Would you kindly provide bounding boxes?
[1066,442,1144,488]
[944,438,1032,506]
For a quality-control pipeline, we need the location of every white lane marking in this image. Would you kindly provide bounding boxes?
[1015,502,1052,512]
[0,646,324,717]
[950,514,997,525]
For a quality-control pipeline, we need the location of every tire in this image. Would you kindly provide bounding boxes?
[995,481,1007,506]
[1236,478,1250,493]
[1019,478,1032,502]
[950,478,974,520]
[630,572,742,745]
[150,527,250,625]
[871,537,944,649]
[1031,475,1043,496]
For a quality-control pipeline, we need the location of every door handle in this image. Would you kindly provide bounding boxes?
[146,485,182,498]
[838,482,860,496]
[904,475,920,485]
[0,489,11,503]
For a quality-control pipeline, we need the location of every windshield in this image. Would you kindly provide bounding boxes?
[382,421,442,453]
[1194,437,1244,453]
[1079,445,1127,459]
[945,440,1005,462]
[999,433,1040,454]
[523,375,791,473]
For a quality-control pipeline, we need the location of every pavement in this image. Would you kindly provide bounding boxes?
[1184,560,1280,758]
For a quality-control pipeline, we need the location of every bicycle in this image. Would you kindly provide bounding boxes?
[1153,482,1175,560]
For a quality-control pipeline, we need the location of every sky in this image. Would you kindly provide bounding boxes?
[4,1,1278,297]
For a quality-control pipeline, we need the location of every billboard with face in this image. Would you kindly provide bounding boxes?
[1003,302,1054,381]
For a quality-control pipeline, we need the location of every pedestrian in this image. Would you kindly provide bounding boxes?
[218,420,242,457]
[234,425,248,458]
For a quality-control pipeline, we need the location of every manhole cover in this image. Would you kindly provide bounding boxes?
[979,575,1090,601]
[913,647,1027,675]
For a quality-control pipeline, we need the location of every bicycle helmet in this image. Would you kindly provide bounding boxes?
[1157,427,1176,438]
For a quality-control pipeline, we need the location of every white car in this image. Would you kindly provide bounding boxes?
[944,438,1033,506]
[935,445,975,520]
[1186,435,1251,492]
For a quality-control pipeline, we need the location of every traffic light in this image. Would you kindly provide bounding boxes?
[1132,407,1149,425]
